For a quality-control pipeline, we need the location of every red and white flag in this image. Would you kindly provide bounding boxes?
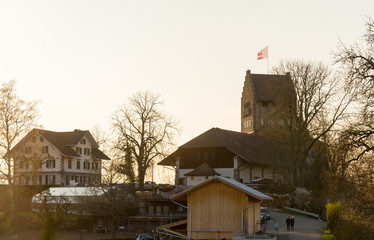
[257,46,268,60]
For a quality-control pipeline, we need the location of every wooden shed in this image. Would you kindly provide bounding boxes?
[160,176,272,239]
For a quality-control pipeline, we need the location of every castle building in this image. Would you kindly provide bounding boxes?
[159,70,294,186]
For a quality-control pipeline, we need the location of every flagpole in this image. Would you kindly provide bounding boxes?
[267,46,269,74]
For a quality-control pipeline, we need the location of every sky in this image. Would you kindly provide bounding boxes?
[0,0,373,148]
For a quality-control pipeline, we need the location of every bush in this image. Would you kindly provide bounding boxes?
[321,230,336,240]
[325,201,344,232]
[325,202,374,239]
[294,188,311,211]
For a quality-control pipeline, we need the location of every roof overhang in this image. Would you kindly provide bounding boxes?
[172,176,273,201]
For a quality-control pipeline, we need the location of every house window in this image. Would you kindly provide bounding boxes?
[40,136,44,142]
[77,160,81,169]
[20,160,25,169]
[45,175,48,185]
[42,146,48,154]
[76,147,82,155]
[46,159,55,168]
[84,148,90,155]
[68,159,72,169]
[262,102,269,107]
[39,175,42,184]
[80,139,86,144]
[66,175,69,185]
[84,161,90,170]
[25,146,32,154]
[163,206,169,214]
[149,205,154,215]
[32,137,36,142]
[156,206,162,215]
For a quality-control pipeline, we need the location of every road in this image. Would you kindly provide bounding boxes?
[265,209,326,240]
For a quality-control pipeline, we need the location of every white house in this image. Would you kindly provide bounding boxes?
[10,129,110,186]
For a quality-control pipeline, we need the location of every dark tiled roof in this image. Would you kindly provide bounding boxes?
[11,128,110,160]
[184,162,220,176]
[41,130,88,157]
[91,148,110,160]
[159,128,286,166]
[251,73,294,102]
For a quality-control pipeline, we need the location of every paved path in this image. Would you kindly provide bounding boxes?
[265,209,326,240]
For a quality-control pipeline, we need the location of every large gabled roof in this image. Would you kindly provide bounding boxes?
[11,128,110,160]
[158,128,285,166]
[172,176,273,201]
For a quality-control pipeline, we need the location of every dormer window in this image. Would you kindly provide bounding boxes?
[76,147,82,155]
[80,139,86,144]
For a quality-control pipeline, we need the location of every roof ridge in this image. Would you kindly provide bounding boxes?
[214,128,228,147]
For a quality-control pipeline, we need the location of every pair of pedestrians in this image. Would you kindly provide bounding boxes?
[285,216,295,230]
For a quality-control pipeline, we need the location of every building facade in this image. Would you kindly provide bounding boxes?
[157,176,272,239]
[159,127,287,186]
[11,129,110,186]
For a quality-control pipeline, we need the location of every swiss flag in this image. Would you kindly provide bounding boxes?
[257,46,268,60]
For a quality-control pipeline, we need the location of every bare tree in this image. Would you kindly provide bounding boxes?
[82,160,135,239]
[329,18,374,231]
[333,16,374,162]
[112,91,179,189]
[271,60,352,188]
[0,81,39,226]
[33,190,71,240]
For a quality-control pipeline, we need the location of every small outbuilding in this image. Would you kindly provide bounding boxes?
[158,176,272,239]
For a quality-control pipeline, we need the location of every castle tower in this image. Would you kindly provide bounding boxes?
[241,70,293,135]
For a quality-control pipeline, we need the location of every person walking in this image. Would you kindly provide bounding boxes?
[290,216,295,231]
[285,216,291,231]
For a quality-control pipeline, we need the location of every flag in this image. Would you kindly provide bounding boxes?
[257,46,268,60]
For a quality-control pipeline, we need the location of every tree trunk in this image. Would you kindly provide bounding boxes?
[138,168,145,190]
[8,181,15,233]
[110,217,117,239]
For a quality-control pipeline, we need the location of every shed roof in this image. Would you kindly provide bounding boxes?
[172,176,273,201]
[34,187,105,197]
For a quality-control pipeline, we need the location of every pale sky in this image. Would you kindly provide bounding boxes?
[0,0,373,147]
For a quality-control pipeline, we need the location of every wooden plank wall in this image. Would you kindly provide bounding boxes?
[187,181,260,239]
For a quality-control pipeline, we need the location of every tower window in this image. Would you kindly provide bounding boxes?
[244,102,251,116]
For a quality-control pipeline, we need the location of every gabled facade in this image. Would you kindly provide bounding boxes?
[10,129,110,186]
[158,176,272,239]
